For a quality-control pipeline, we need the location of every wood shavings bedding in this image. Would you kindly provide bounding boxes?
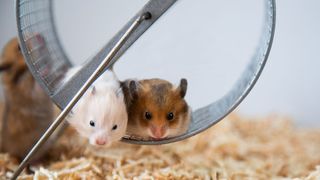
[1,114,320,179]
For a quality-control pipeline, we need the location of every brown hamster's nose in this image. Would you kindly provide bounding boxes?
[95,138,107,145]
[150,125,167,139]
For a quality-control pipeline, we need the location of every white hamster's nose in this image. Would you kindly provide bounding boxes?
[95,138,107,145]
[91,131,110,146]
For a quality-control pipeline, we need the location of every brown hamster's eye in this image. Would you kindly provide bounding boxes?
[112,125,117,131]
[89,120,95,127]
[145,112,152,120]
[17,45,21,52]
[167,112,174,121]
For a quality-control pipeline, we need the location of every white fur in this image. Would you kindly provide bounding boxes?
[67,68,128,146]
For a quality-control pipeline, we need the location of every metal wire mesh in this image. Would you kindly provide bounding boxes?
[17,0,70,96]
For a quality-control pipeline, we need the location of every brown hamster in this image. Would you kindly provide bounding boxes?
[0,38,28,83]
[122,78,191,140]
[0,38,55,161]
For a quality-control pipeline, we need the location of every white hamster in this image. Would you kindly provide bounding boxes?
[66,68,128,146]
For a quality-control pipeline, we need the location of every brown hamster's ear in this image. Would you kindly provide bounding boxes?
[0,51,13,71]
[17,44,21,52]
[115,87,123,98]
[121,80,139,106]
[0,61,12,71]
[129,80,139,99]
[176,78,188,98]
[121,80,139,99]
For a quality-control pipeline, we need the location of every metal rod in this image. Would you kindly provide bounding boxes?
[11,12,151,180]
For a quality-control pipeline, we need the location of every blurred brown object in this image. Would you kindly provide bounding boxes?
[0,38,57,161]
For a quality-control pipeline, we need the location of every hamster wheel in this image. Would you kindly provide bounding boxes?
[16,0,275,144]
[14,0,275,177]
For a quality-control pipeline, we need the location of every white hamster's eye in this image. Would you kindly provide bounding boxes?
[89,120,95,127]
[112,125,117,131]
[167,112,174,121]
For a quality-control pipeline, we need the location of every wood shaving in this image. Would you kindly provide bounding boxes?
[1,114,320,179]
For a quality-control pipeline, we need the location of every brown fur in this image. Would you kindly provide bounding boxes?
[0,38,55,161]
[0,38,27,84]
[122,78,191,139]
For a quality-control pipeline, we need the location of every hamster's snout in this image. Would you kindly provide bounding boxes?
[93,136,109,146]
[90,131,110,146]
[149,124,168,139]
[95,138,107,146]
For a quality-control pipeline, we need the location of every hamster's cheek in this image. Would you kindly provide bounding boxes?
[114,135,122,142]
[72,125,91,139]
[141,124,151,138]
[168,117,188,137]
[169,120,179,129]
[167,128,182,138]
[139,126,153,138]
[111,132,123,142]
[146,129,152,138]
[138,117,149,128]
[88,136,96,145]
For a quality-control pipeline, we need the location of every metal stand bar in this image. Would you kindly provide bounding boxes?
[11,12,151,180]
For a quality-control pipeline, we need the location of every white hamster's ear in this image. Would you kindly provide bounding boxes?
[91,86,96,95]
[104,69,119,81]
[175,78,188,98]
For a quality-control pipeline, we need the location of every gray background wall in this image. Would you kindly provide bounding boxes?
[1,0,319,126]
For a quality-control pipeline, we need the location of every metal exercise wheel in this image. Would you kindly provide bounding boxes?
[13,0,275,178]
